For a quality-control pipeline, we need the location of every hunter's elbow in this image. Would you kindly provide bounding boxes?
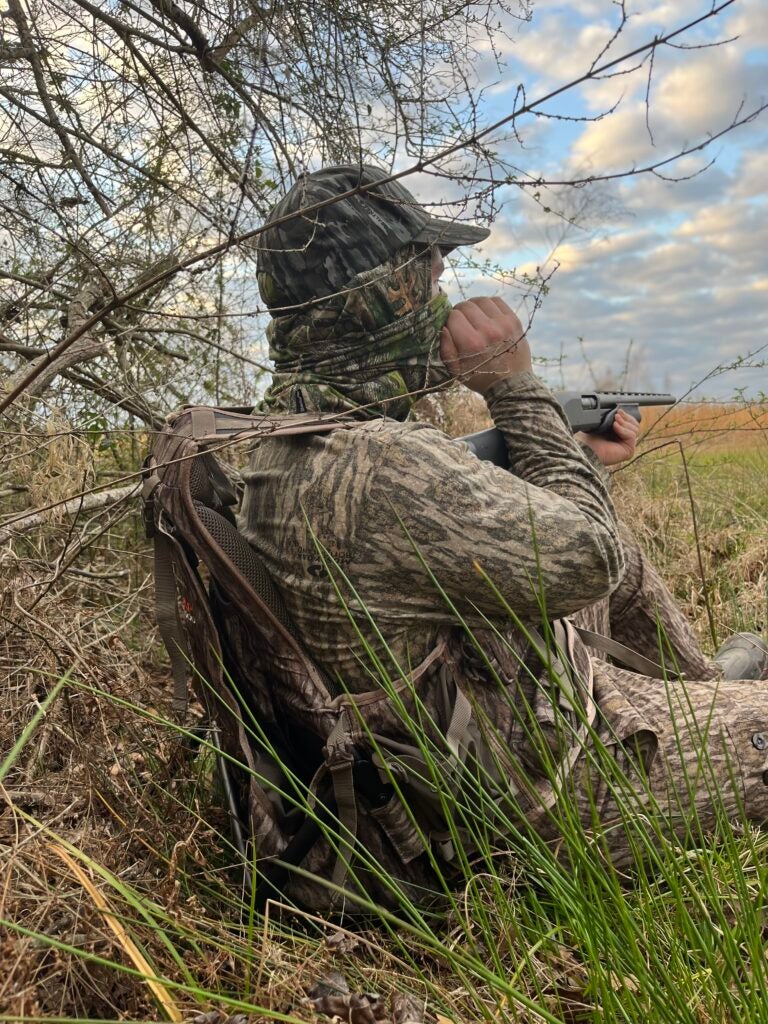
[583,530,625,603]
[547,529,624,616]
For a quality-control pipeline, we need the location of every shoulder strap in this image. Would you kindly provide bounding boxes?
[574,626,666,677]
[166,406,357,446]
[145,409,349,717]
[153,527,190,715]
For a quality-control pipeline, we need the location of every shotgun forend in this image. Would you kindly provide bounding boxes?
[460,391,675,469]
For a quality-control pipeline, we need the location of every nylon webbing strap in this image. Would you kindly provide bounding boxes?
[329,761,357,891]
[191,410,357,446]
[574,626,665,678]
[528,624,580,715]
[153,532,189,715]
[444,684,473,764]
[324,716,359,897]
[209,408,352,433]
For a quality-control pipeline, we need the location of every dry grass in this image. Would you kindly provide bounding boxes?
[616,430,766,649]
[640,401,768,454]
[0,596,204,1018]
[1,396,766,1021]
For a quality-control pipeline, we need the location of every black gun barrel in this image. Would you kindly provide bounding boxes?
[460,390,675,469]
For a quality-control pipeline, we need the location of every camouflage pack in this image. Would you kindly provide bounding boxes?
[142,402,610,916]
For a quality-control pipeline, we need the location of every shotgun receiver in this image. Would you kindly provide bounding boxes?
[460,391,675,469]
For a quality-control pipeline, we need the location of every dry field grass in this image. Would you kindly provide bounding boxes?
[640,400,768,453]
[620,400,767,650]
[0,398,766,1022]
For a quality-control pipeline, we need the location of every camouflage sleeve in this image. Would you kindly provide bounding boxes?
[485,372,613,495]
[359,372,624,623]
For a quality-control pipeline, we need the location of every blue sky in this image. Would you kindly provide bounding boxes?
[412,0,767,398]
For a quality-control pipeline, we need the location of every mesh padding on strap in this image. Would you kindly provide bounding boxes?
[190,458,214,504]
[193,500,297,637]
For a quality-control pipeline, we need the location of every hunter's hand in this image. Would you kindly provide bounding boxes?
[440,297,532,395]
[575,409,640,467]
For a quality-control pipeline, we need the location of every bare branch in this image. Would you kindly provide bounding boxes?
[0,483,139,545]
[0,0,745,414]
[6,0,111,215]
[1,277,110,399]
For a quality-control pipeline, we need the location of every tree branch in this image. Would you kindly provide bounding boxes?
[1,277,108,400]
[0,483,139,546]
[6,0,111,215]
[0,0,749,415]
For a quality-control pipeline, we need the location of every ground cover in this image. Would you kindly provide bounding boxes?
[1,403,766,1023]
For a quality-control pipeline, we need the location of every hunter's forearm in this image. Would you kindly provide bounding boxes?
[485,371,624,589]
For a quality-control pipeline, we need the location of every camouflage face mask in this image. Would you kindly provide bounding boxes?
[260,245,452,420]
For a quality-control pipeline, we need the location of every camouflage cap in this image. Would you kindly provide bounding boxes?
[256,164,490,309]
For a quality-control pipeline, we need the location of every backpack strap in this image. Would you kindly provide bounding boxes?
[153,526,190,715]
[168,406,359,446]
[573,626,665,677]
[142,453,189,715]
[144,408,356,711]
[323,715,359,894]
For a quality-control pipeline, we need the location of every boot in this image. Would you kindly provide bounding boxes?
[713,632,768,681]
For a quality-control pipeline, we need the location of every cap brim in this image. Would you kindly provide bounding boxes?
[413,215,490,252]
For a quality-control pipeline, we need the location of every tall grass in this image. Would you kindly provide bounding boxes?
[616,442,766,649]
[2,409,766,1022]
[640,401,768,454]
[3,574,768,1023]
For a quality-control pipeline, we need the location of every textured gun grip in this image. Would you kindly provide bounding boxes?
[596,403,641,436]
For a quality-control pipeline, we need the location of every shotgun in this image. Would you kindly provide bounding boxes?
[460,390,675,468]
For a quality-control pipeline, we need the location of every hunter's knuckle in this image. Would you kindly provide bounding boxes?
[464,328,484,351]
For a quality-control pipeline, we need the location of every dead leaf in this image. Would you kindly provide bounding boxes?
[608,971,639,993]
[325,929,362,954]
[309,992,387,1024]
[308,970,350,999]
[391,992,424,1024]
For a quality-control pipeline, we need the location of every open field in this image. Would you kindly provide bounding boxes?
[616,439,766,651]
[640,401,768,455]
[1,405,766,1023]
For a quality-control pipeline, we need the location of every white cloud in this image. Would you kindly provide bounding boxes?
[571,102,653,169]
[730,148,768,198]
[653,51,765,134]
[458,138,768,396]
[503,18,620,82]
[726,0,768,49]
[525,0,608,16]
[568,45,765,173]
[444,0,768,397]
[504,0,766,149]
[393,0,768,398]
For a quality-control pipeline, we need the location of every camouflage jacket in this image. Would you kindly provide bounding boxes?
[239,371,624,689]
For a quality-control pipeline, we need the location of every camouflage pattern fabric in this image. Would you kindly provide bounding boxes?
[241,372,620,825]
[242,371,624,684]
[542,663,768,867]
[260,245,452,420]
[255,163,489,310]
[241,368,768,864]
